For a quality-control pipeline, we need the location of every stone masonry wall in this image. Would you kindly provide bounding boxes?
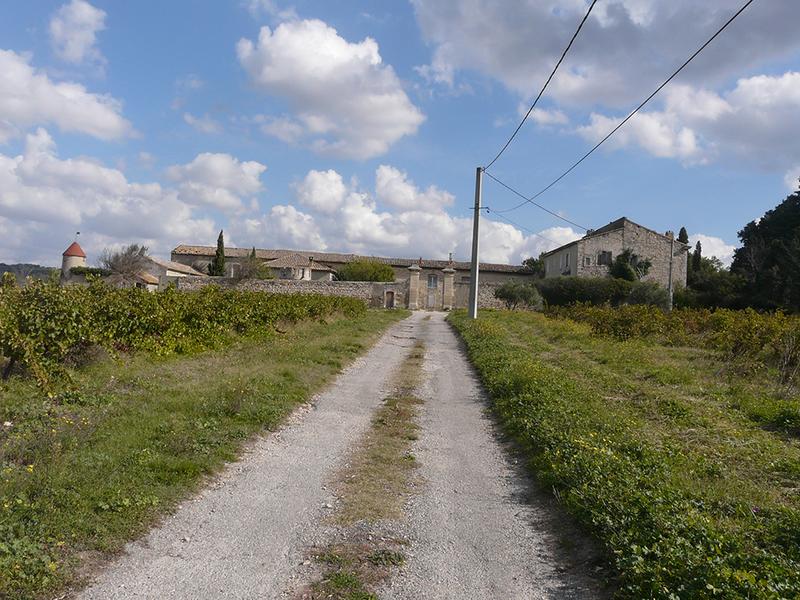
[453,282,507,309]
[176,277,404,308]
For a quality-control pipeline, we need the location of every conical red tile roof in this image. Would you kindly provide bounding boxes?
[63,241,86,258]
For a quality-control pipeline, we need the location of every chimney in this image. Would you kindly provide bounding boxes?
[665,230,674,240]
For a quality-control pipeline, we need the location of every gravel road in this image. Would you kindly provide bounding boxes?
[380,312,604,600]
[78,311,603,599]
[78,315,419,600]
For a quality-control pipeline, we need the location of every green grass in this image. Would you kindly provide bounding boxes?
[449,309,800,599]
[0,310,407,599]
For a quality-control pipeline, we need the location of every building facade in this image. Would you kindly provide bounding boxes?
[170,245,534,310]
[542,217,688,288]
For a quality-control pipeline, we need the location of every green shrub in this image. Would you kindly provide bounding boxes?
[449,311,800,598]
[336,260,395,282]
[626,280,669,309]
[0,280,366,392]
[493,281,542,310]
[536,277,632,306]
[68,266,111,277]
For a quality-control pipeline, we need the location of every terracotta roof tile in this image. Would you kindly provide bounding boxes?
[63,241,86,258]
[171,245,528,273]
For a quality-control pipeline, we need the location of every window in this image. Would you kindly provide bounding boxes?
[299,268,306,279]
[460,276,471,283]
[583,256,592,267]
[427,274,438,288]
[598,251,613,266]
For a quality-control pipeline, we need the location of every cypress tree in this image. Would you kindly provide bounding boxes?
[691,240,702,273]
[208,230,226,276]
[677,226,689,244]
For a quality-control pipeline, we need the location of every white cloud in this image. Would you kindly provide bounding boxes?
[49,0,106,66]
[530,108,569,126]
[233,205,325,252]
[242,0,298,21]
[293,169,347,214]
[412,1,800,107]
[577,110,702,163]
[138,152,155,169]
[577,74,800,169]
[166,153,266,212]
[0,129,214,263]
[237,19,424,159]
[785,167,800,192]
[0,49,132,143]
[375,165,453,211]
[183,112,223,134]
[232,165,575,264]
[258,115,305,144]
[689,233,736,267]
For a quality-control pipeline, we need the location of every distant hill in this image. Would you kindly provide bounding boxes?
[0,263,58,281]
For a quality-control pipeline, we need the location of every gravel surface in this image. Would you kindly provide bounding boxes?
[380,312,605,600]
[77,311,604,599]
[78,315,420,600]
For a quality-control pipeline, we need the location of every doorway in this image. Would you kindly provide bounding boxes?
[385,290,395,309]
[426,274,438,309]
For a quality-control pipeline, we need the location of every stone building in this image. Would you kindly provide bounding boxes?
[170,245,533,310]
[541,217,688,288]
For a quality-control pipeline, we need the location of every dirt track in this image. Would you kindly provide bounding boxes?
[79,312,602,599]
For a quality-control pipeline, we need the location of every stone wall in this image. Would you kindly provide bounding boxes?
[453,282,507,309]
[176,277,403,308]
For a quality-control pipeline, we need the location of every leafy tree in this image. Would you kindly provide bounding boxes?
[610,249,651,281]
[731,189,800,311]
[336,259,395,282]
[236,247,274,280]
[522,254,545,278]
[99,244,150,286]
[494,281,541,310]
[677,227,689,244]
[678,255,744,309]
[208,230,226,276]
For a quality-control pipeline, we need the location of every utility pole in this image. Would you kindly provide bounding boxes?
[667,235,675,311]
[467,167,483,319]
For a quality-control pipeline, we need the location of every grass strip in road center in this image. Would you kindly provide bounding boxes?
[300,341,426,600]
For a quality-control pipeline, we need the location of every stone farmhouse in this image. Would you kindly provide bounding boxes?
[171,245,533,310]
[542,217,688,289]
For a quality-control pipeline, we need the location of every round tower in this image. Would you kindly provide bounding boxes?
[61,241,87,282]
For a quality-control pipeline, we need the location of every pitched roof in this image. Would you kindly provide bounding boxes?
[171,245,528,274]
[135,272,159,285]
[265,253,332,271]
[541,217,686,257]
[63,241,86,258]
[146,256,204,276]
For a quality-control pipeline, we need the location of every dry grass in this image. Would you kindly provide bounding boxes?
[298,341,426,599]
[335,341,425,524]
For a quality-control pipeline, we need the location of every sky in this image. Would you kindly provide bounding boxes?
[1,0,799,267]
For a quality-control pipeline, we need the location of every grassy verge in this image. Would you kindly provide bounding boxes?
[301,342,425,600]
[0,309,407,599]
[448,309,800,599]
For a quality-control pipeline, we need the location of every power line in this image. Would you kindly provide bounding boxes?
[484,0,599,170]
[483,169,589,230]
[484,207,562,247]
[494,0,756,215]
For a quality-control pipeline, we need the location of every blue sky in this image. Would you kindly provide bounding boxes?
[1,0,799,266]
